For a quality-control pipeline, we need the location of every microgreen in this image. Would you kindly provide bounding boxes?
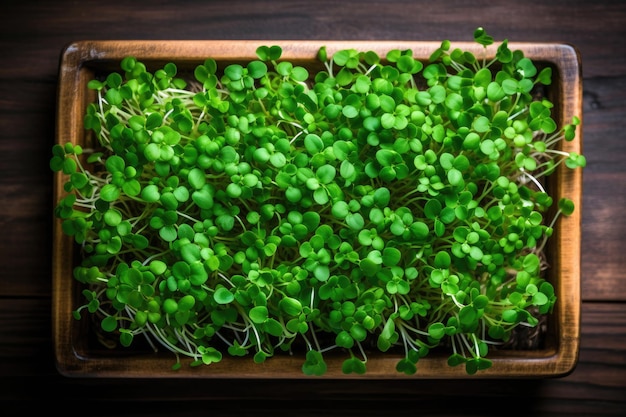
[52,28,583,376]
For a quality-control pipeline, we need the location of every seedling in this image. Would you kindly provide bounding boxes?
[51,28,584,376]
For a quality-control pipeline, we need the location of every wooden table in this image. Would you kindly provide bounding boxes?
[1,1,624,415]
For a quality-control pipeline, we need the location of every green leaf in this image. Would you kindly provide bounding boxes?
[105,88,123,106]
[447,353,467,367]
[304,133,324,154]
[159,225,177,242]
[264,318,284,337]
[447,168,463,186]
[537,67,553,85]
[487,82,505,102]
[473,294,489,309]
[249,306,268,324]
[122,179,141,196]
[224,64,244,81]
[459,306,479,328]
[214,287,234,304]
[558,198,575,216]
[279,297,302,316]
[566,152,586,169]
[192,187,214,209]
[101,316,118,332]
[428,322,445,340]
[100,184,120,202]
[316,164,336,184]
[382,247,402,267]
[200,346,223,365]
[247,60,267,79]
[342,357,366,375]
[434,251,451,269]
[331,201,350,219]
[346,213,365,231]
[473,27,494,46]
[119,330,134,347]
[396,358,417,375]
[103,209,122,226]
[256,45,282,61]
[465,357,492,375]
[516,58,537,78]
[188,168,206,189]
[105,155,125,174]
[302,350,327,376]
[428,85,446,103]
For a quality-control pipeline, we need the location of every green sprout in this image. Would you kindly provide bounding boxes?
[51,28,583,376]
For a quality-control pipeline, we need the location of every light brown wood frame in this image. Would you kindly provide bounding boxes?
[53,40,582,378]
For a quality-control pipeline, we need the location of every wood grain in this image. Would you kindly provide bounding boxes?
[1,299,624,415]
[0,0,625,415]
[2,1,626,78]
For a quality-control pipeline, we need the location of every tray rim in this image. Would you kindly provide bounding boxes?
[53,40,582,379]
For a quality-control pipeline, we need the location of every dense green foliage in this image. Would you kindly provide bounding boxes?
[51,28,584,375]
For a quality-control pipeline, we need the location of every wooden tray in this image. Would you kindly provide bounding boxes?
[53,40,582,378]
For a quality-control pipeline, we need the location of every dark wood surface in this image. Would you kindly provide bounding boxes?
[1,0,624,415]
